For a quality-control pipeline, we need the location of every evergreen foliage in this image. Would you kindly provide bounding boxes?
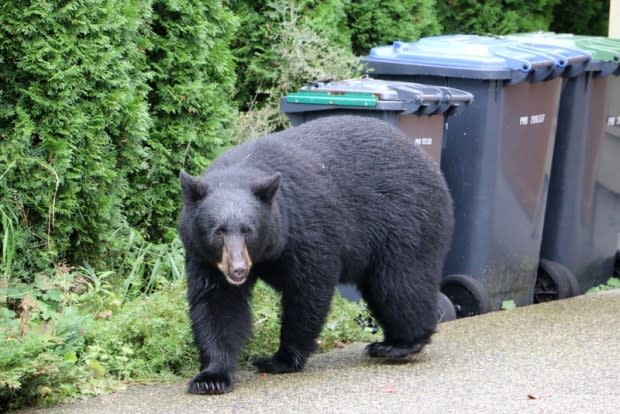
[437,0,563,35]
[0,0,152,278]
[230,0,362,140]
[129,0,238,241]
[0,0,239,280]
[346,0,441,55]
[230,0,440,116]
[550,0,609,36]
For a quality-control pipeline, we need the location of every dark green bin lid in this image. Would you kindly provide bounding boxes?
[286,90,378,107]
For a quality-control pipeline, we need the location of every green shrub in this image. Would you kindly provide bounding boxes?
[550,0,609,36]
[230,0,362,141]
[126,0,239,241]
[0,0,151,279]
[82,279,197,380]
[229,0,350,112]
[345,0,441,55]
[437,0,562,35]
[229,0,443,138]
[0,238,191,411]
[0,0,239,280]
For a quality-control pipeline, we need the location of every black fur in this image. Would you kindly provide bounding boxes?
[179,115,454,394]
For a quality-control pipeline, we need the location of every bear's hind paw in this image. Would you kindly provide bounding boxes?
[187,370,233,395]
[253,354,305,374]
[365,341,425,359]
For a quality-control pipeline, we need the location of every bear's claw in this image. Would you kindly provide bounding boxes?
[187,370,233,395]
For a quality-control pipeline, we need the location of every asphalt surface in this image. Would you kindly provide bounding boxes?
[23,290,620,414]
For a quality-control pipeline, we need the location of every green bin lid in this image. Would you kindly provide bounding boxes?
[281,77,473,116]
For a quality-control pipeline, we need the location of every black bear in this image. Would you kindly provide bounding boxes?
[179,115,453,394]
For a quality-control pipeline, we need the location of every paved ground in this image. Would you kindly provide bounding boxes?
[23,290,620,414]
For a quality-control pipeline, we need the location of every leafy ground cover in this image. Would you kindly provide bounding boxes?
[0,238,377,411]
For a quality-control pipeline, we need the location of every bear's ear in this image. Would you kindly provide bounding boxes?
[180,170,208,202]
[251,172,281,202]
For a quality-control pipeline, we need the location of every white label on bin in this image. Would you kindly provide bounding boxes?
[530,114,545,124]
[414,138,433,146]
[609,116,619,126]
[519,114,546,126]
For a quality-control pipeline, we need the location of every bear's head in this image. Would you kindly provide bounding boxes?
[179,170,282,286]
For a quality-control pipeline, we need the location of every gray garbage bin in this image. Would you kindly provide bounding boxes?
[506,33,620,298]
[362,35,591,317]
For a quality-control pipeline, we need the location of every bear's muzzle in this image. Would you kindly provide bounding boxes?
[217,236,252,285]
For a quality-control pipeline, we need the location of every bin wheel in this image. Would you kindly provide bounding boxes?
[437,292,457,323]
[441,274,492,318]
[535,259,580,303]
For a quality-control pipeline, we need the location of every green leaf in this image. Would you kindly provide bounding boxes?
[42,288,63,303]
[501,300,516,310]
[86,359,106,378]
[64,351,78,363]
[1,285,31,300]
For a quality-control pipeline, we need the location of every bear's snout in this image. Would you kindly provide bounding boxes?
[217,236,252,285]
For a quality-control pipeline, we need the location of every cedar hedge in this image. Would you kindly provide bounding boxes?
[0,0,237,280]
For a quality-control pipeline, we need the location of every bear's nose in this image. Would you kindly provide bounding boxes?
[226,264,249,285]
[231,265,248,279]
[230,263,248,278]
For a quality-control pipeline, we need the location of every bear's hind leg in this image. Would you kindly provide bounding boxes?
[361,259,439,359]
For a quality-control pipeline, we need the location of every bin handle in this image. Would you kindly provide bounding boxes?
[390,84,443,115]
[492,45,555,83]
[491,49,534,73]
[593,61,620,78]
[513,43,592,79]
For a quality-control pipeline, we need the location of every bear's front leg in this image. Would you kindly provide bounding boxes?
[186,266,252,395]
[254,282,334,374]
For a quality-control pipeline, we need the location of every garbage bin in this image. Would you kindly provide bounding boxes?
[280,77,473,165]
[280,77,473,321]
[506,33,620,298]
[362,35,591,317]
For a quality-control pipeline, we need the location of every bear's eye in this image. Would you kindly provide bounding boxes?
[241,226,253,236]
[214,228,226,237]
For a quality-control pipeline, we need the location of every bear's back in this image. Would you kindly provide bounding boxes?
[210,115,442,194]
[206,115,452,250]
[271,116,447,211]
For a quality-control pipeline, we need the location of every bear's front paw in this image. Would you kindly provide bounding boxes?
[187,370,233,395]
[253,353,305,374]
